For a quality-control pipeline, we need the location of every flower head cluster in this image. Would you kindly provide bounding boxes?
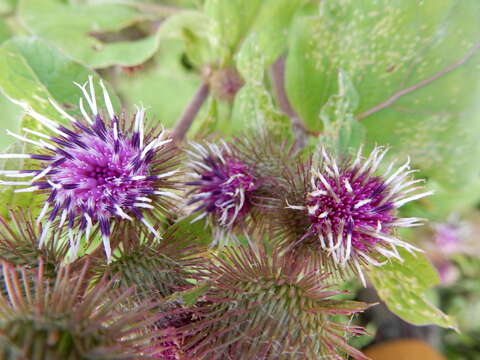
[185,141,258,244]
[0,77,180,261]
[275,146,432,283]
[176,243,371,359]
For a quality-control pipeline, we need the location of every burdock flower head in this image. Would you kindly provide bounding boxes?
[273,146,433,284]
[0,77,180,261]
[185,141,259,245]
[177,243,371,359]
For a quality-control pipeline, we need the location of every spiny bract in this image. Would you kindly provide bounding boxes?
[176,243,371,360]
[0,210,70,276]
[91,223,204,303]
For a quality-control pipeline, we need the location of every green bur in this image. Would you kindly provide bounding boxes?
[0,261,160,360]
[179,244,373,360]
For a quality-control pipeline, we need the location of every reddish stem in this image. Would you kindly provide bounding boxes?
[172,83,210,142]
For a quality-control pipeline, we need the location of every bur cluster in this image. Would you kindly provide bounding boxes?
[0,77,436,360]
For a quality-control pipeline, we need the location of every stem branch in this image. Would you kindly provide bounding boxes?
[172,83,210,142]
[270,56,309,149]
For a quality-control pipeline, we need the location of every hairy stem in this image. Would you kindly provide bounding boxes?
[356,41,480,120]
[270,56,309,149]
[172,83,210,142]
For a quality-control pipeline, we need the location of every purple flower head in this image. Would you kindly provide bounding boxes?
[434,223,463,255]
[0,77,180,262]
[185,142,257,245]
[282,147,433,284]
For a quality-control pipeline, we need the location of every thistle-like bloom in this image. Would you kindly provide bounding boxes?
[176,244,371,359]
[0,77,180,261]
[0,261,160,359]
[274,147,433,284]
[185,141,258,244]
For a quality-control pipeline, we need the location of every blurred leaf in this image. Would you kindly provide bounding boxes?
[318,69,365,155]
[204,0,262,60]
[0,141,39,217]
[191,96,219,136]
[232,35,289,134]
[206,0,307,66]
[114,39,200,128]
[0,18,11,43]
[238,0,307,67]
[285,16,327,133]
[422,179,480,220]
[19,0,161,68]
[0,0,17,14]
[0,36,119,125]
[158,10,217,67]
[286,0,480,187]
[369,248,457,329]
[0,92,22,151]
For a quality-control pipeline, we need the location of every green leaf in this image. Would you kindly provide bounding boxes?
[0,92,22,151]
[191,96,220,136]
[204,0,262,60]
[286,0,480,187]
[0,36,119,125]
[114,39,200,128]
[238,0,307,67]
[0,140,39,217]
[420,179,480,220]
[158,10,217,67]
[0,0,17,15]
[368,248,457,329]
[232,35,289,134]
[206,0,307,66]
[318,69,365,155]
[19,0,161,68]
[0,18,12,44]
[285,16,327,133]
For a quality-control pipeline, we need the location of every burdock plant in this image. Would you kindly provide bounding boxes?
[0,0,469,354]
[0,77,181,262]
[269,146,433,284]
[177,243,371,360]
[0,261,161,359]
